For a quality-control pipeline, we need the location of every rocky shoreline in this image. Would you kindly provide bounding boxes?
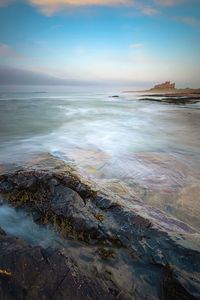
[124,81,200,104]
[0,154,200,299]
[139,93,200,104]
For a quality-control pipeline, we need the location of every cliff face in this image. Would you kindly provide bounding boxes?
[153,81,176,90]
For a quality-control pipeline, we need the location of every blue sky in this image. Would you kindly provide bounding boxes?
[0,0,200,87]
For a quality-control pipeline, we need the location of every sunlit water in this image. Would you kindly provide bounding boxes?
[0,89,199,230]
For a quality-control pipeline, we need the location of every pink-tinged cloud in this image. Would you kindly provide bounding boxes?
[29,0,130,5]
[0,0,184,16]
[28,0,131,15]
[28,0,161,16]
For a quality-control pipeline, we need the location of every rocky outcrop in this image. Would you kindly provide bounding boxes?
[124,84,200,94]
[153,81,176,90]
[140,94,200,104]
[0,155,200,300]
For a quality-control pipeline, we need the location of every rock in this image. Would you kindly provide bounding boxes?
[0,155,200,299]
[0,228,6,235]
[0,171,107,242]
[0,229,128,300]
[140,96,200,104]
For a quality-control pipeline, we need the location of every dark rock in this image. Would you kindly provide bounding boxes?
[140,94,200,104]
[162,266,200,300]
[0,230,127,300]
[0,228,6,236]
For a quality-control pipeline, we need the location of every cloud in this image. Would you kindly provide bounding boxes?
[0,44,22,58]
[175,16,200,29]
[138,4,158,16]
[154,0,183,6]
[28,0,131,15]
[0,0,159,16]
[28,0,130,6]
[0,0,186,16]
[0,0,15,6]
[28,0,163,16]
[129,43,144,49]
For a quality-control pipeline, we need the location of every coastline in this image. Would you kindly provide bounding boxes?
[124,89,200,104]
[124,88,200,94]
[0,153,200,299]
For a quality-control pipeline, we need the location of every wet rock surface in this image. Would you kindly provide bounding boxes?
[0,229,128,300]
[0,154,200,300]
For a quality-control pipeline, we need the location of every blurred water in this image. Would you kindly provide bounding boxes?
[0,89,199,229]
[0,198,63,248]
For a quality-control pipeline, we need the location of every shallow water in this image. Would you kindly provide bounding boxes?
[0,89,199,229]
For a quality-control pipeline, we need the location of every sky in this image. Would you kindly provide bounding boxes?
[0,0,200,88]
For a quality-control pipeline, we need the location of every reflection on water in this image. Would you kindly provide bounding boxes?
[0,90,199,229]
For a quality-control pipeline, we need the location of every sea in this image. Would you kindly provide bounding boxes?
[0,85,200,234]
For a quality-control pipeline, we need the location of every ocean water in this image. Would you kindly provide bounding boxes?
[0,87,200,230]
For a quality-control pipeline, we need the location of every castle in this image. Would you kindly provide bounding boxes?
[153,81,176,90]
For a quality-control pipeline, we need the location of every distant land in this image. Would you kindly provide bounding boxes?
[124,81,200,94]
[124,81,200,104]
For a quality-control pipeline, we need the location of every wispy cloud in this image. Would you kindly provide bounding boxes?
[28,0,130,5]
[0,0,16,6]
[0,0,191,17]
[154,0,184,6]
[28,0,131,15]
[0,0,160,16]
[129,43,144,49]
[0,44,23,58]
[138,4,158,16]
[175,16,200,30]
